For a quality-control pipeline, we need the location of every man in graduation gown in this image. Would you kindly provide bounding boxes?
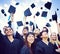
[0,26,24,54]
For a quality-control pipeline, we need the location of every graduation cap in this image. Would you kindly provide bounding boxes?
[15,2,19,5]
[30,21,34,26]
[57,8,59,11]
[52,11,57,22]
[17,21,23,26]
[30,21,35,31]
[40,7,43,10]
[44,2,52,10]
[46,23,51,27]
[8,5,16,14]
[36,12,40,16]
[26,22,29,24]
[36,24,38,28]
[4,13,7,16]
[41,11,47,17]
[31,3,35,8]
[49,19,52,22]
[1,9,5,14]
[8,21,11,27]
[24,8,32,17]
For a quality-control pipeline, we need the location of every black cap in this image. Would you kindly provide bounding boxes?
[1,9,5,14]
[49,19,52,22]
[40,7,43,10]
[17,21,23,26]
[41,11,48,17]
[15,2,19,5]
[8,5,16,14]
[52,11,57,22]
[24,8,32,17]
[8,21,11,27]
[46,23,51,27]
[4,13,7,16]
[44,2,52,10]
[36,12,40,16]
[36,24,38,28]
[57,8,59,11]
[30,21,34,26]
[31,3,35,8]
[30,21,35,31]
[26,22,29,24]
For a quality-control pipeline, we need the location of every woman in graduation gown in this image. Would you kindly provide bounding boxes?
[50,32,60,54]
[20,32,35,54]
[35,30,55,54]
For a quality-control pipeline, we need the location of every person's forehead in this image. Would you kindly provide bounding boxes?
[28,34,34,36]
[5,27,12,30]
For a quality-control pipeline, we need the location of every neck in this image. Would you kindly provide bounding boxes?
[7,35,14,42]
[42,38,48,45]
[28,43,31,47]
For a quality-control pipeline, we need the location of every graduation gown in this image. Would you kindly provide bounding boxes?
[35,41,55,54]
[20,45,31,54]
[0,33,24,54]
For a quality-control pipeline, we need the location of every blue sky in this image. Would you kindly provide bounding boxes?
[0,0,60,18]
[0,0,60,33]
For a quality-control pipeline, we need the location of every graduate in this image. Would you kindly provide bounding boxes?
[0,26,24,54]
[50,32,60,54]
[22,26,29,41]
[20,32,35,54]
[35,30,55,54]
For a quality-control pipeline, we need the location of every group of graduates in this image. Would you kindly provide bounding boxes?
[0,24,60,54]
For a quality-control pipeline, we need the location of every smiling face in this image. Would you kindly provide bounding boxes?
[27,34,35,44]
[4,27,13,36]
[41,31,48,39]
[50,32,57,41]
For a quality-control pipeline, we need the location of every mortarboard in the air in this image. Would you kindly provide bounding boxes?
[15,2,19,5]
[44,2,52,10]
[17,21,23,26]
[41,11,48,17]
[49,19,52,22]
[24,8,32,17]
[8,21,12,27]
[52,11,57,22]
[30,21,34,26]
[57,8,59,11]
[30,21,35,31]
[31,3,35,8]
[40,7,43,10]
[8,5,16,14]
[36,12,40,16]
[26,22,29,24]
[1,9,5,14]
[36,24,38,28]
[46,23,51,27]
[4,13,7,16]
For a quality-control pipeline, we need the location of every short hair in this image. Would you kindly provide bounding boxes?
[26,32,35,37]
[40,30,48,36]
[43,27,48,33]
[4,26,13,33]
[23,26,29,31]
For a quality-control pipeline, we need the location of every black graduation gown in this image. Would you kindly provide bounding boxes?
[31,37,41,54]
[0,30,5,54]
[53,43,60,54]
[20,45,31,54]
[35,41,55,54]
[0,34,24,54]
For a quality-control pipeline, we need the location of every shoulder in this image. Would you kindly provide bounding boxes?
[21,45,30,54]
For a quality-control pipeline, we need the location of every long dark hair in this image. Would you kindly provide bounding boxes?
[25,32,35,54]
